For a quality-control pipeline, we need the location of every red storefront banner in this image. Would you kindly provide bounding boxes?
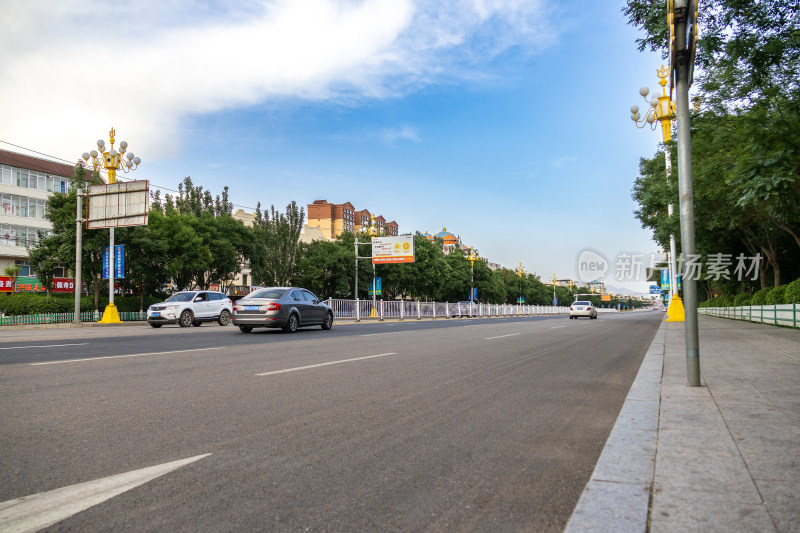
[0,276,75,293]
[0,276,12,292]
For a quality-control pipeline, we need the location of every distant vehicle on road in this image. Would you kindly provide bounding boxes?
[147,290,233,328]
[451,301,479,318]
[232,287,333,333]
[569,301,597,320]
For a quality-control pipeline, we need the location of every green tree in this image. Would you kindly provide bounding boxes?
[26,245,55,294]
[2,265,21,293]
[117,219,170,310]
[293,237,354,299]
[625,0,800,288]
[251,201,305,286]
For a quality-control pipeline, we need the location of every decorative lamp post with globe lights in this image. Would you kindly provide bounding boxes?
[81,128,142,323]
[515,262,524,309]
[630,66,683,322]
[466,247,479,302]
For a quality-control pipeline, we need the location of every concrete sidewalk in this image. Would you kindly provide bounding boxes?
[566,315,800,532]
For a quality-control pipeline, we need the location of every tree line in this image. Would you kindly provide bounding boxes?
[25,168,646,310]
[625,0,800,302]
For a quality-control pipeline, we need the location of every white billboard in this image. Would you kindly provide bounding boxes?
[87,180,149,229]
[372,235,414,264]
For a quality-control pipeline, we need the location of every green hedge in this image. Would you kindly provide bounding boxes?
[785,278,800,304]
[0,294,164,316]
[750,287,772,305]
[766,285,787,305]
[733,293,751,306]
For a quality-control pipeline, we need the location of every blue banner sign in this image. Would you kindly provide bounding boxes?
[368,277,382,296]
[660,269,670,290]
[102,245,125,279]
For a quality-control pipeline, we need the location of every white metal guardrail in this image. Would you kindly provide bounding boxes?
[699,304,800,329]
[325,299,570,320]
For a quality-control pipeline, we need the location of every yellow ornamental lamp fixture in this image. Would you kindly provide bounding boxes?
[81,127,141,184]
[630,65,676,143]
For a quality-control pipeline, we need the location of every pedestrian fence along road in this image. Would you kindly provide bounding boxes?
[699,304,800,329]
[0,301,629,326]
[325,299,574,320]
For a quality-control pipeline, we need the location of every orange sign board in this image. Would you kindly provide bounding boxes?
[601,294,611,302]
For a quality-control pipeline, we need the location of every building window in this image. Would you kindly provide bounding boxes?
[15,260,32,277]
[1,165,11,185]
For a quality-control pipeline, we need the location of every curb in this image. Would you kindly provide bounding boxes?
[564,320,666,532]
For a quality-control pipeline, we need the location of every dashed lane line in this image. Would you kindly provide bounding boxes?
[0,343,88,351]
[484,333,520,340]
[256,353,399,376]
[29,347,225,366]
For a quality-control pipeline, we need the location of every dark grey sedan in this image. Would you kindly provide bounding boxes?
[232,287,333,333]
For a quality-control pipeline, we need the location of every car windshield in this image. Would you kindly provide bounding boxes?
[574,301,591,306]
[248,288,287,299]
[165,292,196,302]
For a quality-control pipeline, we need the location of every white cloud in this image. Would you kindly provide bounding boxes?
[0,0,556,163]
[381,125,421,144]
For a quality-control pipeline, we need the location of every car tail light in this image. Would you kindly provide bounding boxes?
[267,303,281,311]
[232,303,238,311]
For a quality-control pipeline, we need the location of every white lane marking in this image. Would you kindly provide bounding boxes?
[551,326,566,329]
[0,343,88,351]
[0,453,210,532]
[360,332,401,337]
[484,333,520,340]
[29,347,224,366]
[256,353,399,376]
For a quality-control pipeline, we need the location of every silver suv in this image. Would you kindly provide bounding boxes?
[147,290,233,328]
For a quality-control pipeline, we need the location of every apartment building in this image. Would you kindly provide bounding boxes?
[0,149,74,279]
[307,200,398,240]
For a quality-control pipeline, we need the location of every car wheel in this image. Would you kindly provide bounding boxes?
[149,323,162,328]
[192,321,202,327]
[218,310,231,326]
[321,312,333,330]
[239,326,253,333]
[283,313,299,333]
[179,310,193,327]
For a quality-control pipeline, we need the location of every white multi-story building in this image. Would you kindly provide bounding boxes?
[0,149,74,278]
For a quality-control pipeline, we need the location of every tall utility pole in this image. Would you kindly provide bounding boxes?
[670,0,701,386]
[73,188,83,325]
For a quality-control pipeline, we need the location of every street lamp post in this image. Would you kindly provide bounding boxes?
[631,65,683,321]
[515,262,524,309]
[466,247,478,302]
[81,128,141,323]
[367,217,379,315]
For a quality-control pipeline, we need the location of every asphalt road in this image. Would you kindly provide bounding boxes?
[0,311,662,532]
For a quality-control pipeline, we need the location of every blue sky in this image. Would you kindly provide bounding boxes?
[1,0,668,293]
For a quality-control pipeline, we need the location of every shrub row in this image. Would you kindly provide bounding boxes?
[699,277,800,307]
[0,294,163,316]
